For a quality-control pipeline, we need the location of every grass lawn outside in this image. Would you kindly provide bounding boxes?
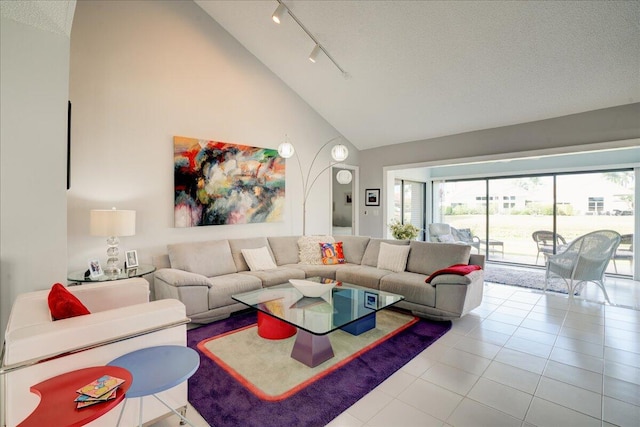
[444,214,634,275]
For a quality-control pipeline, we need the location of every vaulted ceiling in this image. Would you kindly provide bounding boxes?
[196,0,640,150]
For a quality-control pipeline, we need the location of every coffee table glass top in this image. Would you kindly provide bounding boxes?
[232,277,404,335]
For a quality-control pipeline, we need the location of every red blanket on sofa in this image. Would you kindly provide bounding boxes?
[425,264,482,283]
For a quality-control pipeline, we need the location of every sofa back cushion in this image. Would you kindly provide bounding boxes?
[267,236,301,265]
[361,238,410,267]
[338,235,371,264]
[406,241,472,275]
[228,237,275,272]
[168,239,237,277]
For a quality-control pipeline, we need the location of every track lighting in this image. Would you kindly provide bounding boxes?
[271,0,348,77]
[308,45,321,63]
[272,3,286,24]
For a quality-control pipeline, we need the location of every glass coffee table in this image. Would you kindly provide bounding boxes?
[232,277,404,367]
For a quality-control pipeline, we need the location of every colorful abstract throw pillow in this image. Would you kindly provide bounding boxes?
[320,242,345,265]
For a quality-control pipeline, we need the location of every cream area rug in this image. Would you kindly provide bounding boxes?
[197,309,417,401]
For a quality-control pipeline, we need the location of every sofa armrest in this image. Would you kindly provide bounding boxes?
[430,269,483,285]
[154,268,212,287]
[3,299,187,367]
[433,270,484,316]
[71,278,150,312]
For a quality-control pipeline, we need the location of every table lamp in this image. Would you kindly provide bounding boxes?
[90,208,136,277]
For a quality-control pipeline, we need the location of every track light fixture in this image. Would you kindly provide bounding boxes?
[272,3,286,24]
[308,44,321,63]
[271,0,348,77]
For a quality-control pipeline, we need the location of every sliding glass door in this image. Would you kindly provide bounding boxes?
[433,169,634,275]
[394,179,426,240]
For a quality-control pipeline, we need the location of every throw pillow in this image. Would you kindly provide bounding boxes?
[320,242,345,265]
[437,234,455,243]
[298,235,334,265]
[241,246,277,271]
[377,242,411,273]
[48,283,91,320]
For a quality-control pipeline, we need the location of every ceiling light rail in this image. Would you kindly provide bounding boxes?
[272,0,349,78]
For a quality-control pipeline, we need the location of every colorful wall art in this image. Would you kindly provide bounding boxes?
[174,136,285,227]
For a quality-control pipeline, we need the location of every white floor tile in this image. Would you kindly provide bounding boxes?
[446,398,521,427]
[346,388,394,423]
[549,347,604,374]
[374,369,416,397]
[486,312,524,326]
[535,377,602,418]
[501,300,534,311]
[421,363,480,395]
[477,319,518,335]
[401,351,437,376]
[482,361,540,394]
[467,378,533,420]
[519,318,562,335]
[553,335,604,358]
[604,346,640,369]
[604,359,640,385]
[525,397,601,427]
[494,348,547,375]
[543,360,602,393]
[453,336,502,359]
[603,396,640,427]
[512,326,557,346]
[439,347,492,376]
[603,375,640,406]
[559,325,604,345]
[326,411,364,427]
[365,399,444,427]
[504,336,553,358]
[397,378,463,421]
[465,326,511,346]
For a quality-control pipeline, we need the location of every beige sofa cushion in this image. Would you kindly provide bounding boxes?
[338,235,371,264]
[377,242,411,272]
[228,237,274,272]
[406,241,472,275]
[298,235,334,265]
[268,236,301,265]
[361,238,409,267]
[168,240,236,277]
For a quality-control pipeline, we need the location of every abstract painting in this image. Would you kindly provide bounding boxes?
[174,136,285,227]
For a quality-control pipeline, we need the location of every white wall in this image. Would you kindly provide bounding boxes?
[359,104,640,238]
[68,0,358,272]
[0,10,72,344]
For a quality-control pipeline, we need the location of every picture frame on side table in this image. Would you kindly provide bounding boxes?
[88,259,103,278]
[365,189,380,206]
[125,250,139,268]
[364,291,378,309]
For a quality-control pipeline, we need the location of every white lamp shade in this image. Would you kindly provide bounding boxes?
[277,141,295,158]
[90,209,136,237]
[331,144,349,162]
[336,170,353,184]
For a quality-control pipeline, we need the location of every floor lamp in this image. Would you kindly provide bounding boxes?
[278,137,350,235]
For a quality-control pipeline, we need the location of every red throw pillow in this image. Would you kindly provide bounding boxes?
[48,283,91,320]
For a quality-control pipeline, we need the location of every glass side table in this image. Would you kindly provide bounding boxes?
[68,264,156,283]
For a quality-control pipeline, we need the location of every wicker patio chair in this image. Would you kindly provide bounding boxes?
[532,230,567,264]
[612,234,633,274]
[544,230,621,302]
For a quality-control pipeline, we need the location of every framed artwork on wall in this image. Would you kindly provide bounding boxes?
[365,188,380,206]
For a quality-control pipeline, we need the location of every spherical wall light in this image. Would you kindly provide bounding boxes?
[336,170,353,185]
[330,144,349,162]
[277,142,295,159]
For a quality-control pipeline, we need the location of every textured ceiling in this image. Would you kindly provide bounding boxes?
[0,0,76,36]
[195,0,640,150]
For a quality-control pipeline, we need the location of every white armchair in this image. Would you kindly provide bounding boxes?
[544,230,621,302]
[1,279,189,427]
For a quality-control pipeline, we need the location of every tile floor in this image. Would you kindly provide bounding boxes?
[155,280,640,427]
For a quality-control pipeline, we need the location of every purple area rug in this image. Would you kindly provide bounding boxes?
[187,309,451,427]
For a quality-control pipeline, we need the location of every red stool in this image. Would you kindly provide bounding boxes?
[257,311,296,339]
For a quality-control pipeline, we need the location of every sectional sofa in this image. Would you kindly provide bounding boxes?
[153,235,485,323]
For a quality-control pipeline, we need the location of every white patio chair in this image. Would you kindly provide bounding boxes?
[544,230,621,302]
